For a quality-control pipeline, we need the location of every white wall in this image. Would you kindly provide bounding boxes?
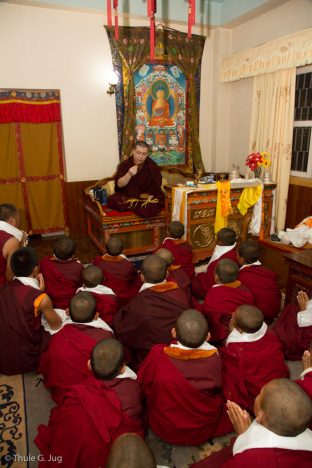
[221,0,312,172]
[0,2,213,181]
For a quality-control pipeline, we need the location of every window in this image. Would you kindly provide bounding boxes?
[291,66,312,178]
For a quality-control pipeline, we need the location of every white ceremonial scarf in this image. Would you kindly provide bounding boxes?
[0,220,23,242]
[233,420,312,455]
[15,276,40,290]
[207,243,236,267]
[139,280,167,293]
[226,322,267,346]
[240,260,262,270]
[170,341,217,351]
[76,285,116,296]
[116,366,137,380]
[42,309,113,335]
[300,367,312,379]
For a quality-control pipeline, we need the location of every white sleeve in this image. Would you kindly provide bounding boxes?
[297,309,312,327]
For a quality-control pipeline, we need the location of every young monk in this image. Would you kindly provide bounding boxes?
[93,237,141,306]
[192,379,312,467]
[107,433,156,468]
[192,227,238,299]
[155,247,191,301]
[221,304,289,413]
[0,203,27,285]
[157,221,195,279]
[39,237,83,309]
[76,265,117,325]
[36,338,143,468]
[237,240,281,323]
[202,259,255,343]
[138,309,233,445]
[0,247,61,375]
[114,255,191,368]
[274,291,312,360]
[39,291,113,405]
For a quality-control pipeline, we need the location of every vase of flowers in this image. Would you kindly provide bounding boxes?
[245,151,271,181]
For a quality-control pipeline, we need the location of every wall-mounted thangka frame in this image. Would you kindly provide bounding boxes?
[134,62,188,167]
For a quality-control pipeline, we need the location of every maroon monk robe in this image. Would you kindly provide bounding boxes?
[114,282,191,366]
[40,256,83,309]
[35,374,143,468]
[202,282,255,342]
[157,238,195,279]
[39,324,113,405]
[0,230,13,285]
[93,255,142,306]
[296,370,312,399]
[273,303,312,360]
[138,344,232,445]
[192,247,238,299]
[167,265,192,301]
[0,279,49,375]
[107,156,164,217]
[239,265,281,323]
[191,447,312,468]
[220,330,289,412]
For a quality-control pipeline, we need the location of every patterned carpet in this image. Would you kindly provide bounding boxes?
[0,374,27,468]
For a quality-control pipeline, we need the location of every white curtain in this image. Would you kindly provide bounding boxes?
[249,68,296,231]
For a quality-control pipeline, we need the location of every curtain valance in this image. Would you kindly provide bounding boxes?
[221,27,312,82]
[0,90,61,123]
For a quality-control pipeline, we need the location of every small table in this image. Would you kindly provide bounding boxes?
[284,250,312,304]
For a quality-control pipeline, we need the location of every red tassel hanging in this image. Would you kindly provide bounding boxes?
[188,0,192,38]
[148,0,156,60]
[107,0,112,27]
[192,0,196,25]
[114,0,119,40]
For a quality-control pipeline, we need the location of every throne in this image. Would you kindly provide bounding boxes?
[84,167,194,256]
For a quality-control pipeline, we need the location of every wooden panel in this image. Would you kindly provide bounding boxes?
[65,180,97,236]
[285,183,312,229]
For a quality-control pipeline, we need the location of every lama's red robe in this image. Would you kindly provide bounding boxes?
[157,238,195,279]
[107,156,164,217]
[0,230,13,285]
[202,282,255,342]
[273,303,312,360]
[192,247,238,299]
[138,344,232,445]
[93,255,142,306]
[39,324,113,405]
[114,282,191,367]
[40,256,83,309]
[0,279,49,375]
[239,265,281,323]
[35,374,143,468]
[220,329,289,412]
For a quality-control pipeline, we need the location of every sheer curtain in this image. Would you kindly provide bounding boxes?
[249,68,296,231]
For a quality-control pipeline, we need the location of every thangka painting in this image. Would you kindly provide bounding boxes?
[134,63,187,166]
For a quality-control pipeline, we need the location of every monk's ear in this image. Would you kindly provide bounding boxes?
[140,272,145,282]
[94,312,99,320]
[32,265,39,277]
[255,409,265,425]
[206,332,211,341]
[214,272,220,283]
[65,308,70,317]
[171,327,177,339]
[87,359,91,370]
[119,363,126,375]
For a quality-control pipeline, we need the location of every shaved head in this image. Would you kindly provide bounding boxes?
[107,433,156,468]
[234,305,263,333]
[53,237,76,260]
[91,338,124,380]
[215,259,239,284]
[106,237,123,256]
[141,255,167,284]
[217,228,236,246]
[257,379,312,436]
[238,240,260,264]
[82,265,103,288]
[176,309,209,348]
[155,248,173,266]
[69,291,97,323]
[168,221,184,239]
